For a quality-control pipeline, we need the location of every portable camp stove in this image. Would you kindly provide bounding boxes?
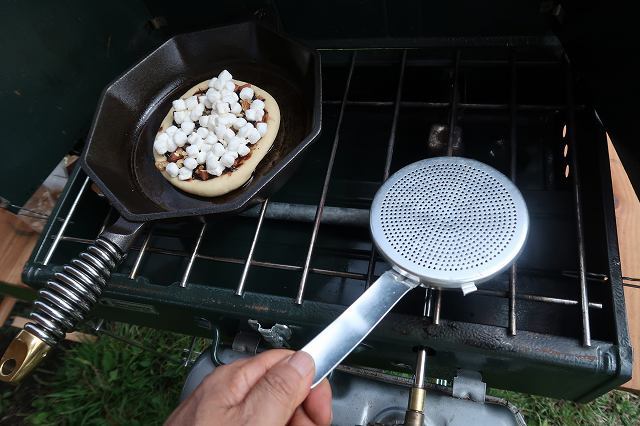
[20,37,631,423]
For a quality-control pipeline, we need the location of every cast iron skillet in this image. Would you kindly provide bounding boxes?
[0,21,321,382]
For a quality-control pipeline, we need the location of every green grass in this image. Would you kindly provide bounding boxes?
[1,323,638,425]
[0,323,206,425]
[490,389,640,426]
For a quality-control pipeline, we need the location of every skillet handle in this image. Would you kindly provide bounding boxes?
[301,270,419,387]
[0,217,145,383]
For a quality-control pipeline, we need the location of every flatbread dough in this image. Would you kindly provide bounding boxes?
[154,79,280,197]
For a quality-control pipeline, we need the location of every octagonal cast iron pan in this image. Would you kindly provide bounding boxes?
[0,21,321,383]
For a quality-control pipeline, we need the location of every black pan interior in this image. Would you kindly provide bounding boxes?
[82,22,320,221]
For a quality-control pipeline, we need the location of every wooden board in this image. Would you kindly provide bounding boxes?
[608,138,640,393]
[0,209,38,288]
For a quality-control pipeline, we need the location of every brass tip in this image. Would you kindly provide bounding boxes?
[0,330,51,383]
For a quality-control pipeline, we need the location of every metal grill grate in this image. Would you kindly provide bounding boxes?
[33,45,616,351]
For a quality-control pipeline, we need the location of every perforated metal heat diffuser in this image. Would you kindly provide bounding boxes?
[303,157,529,386]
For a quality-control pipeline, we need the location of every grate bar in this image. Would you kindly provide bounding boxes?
[322,100,577,111]
[129,227,153,279]
[474,288,602,309]
[566,65,591,347]
[98,207,113,235]
[295,52,357,304]
[236,199,270,296]
[43,176,90,266]
[432,49,462,322]
[446,50,461,156]
[366,49,407,288]
[508,53,518,336]
[180,222,207,288]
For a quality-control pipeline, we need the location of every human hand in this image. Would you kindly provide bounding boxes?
[165,349,332,426]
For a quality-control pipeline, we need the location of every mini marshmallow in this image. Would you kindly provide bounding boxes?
[185,96,198,110]
[214,125,227,140]
[174,110,187,124]
[166,138,177,152]
[227,137,244,152]
[220,152,237,168]
[173,130,188,147]
[206,154,220,171]
[198,115,210,127]
[211,165,225,176]
[155,132,170,143]
[205,134,218,145]
[196,151,207,164]
[172,99,187,111]
[254,109,265,121]
[206,151,219,163]
[185,144,200,157]
[237,123,254,138]
[199,96,213,109]
[216,113,235,127]
[222,91,239,104]
[206,88,221,103]
[245,109,257,121]
[207,115,219,130]
[218,69,232,81]
[216,102,230,114]
[231,102,242,114]
[165,162,180,177]
[181,121,195,134]
[247,128,261,144]
[224,80,235,91]
[153,138,169,155]
[190,104,205,121]
[183,157,198,170]
[178,167,192,180]
[197,127,209,138]
[223,127,235,142]
[166,125,179,135]
[212,142,226,157]
[212,78,226,91]
[256,122,268,136]
[200,143,212,152]
[239,87,254,101]
[187,133,198,144]
[233,117,247,130]
[251,99,265,110]
[237,144,250,156]
[208,77,218,88]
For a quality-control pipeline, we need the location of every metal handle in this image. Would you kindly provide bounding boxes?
[0,217,144,383]
[301,270,419,387]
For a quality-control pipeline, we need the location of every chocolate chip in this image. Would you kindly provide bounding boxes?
[195,169,210,181]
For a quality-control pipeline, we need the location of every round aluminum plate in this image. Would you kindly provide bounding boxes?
[370,157,529,289]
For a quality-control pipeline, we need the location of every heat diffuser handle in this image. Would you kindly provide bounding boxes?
[0,217,144,383]
[301,270,419,387]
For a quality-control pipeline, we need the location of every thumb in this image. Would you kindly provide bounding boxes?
[241,351,315,424]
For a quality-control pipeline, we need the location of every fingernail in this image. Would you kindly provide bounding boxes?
[288,351,315,377]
